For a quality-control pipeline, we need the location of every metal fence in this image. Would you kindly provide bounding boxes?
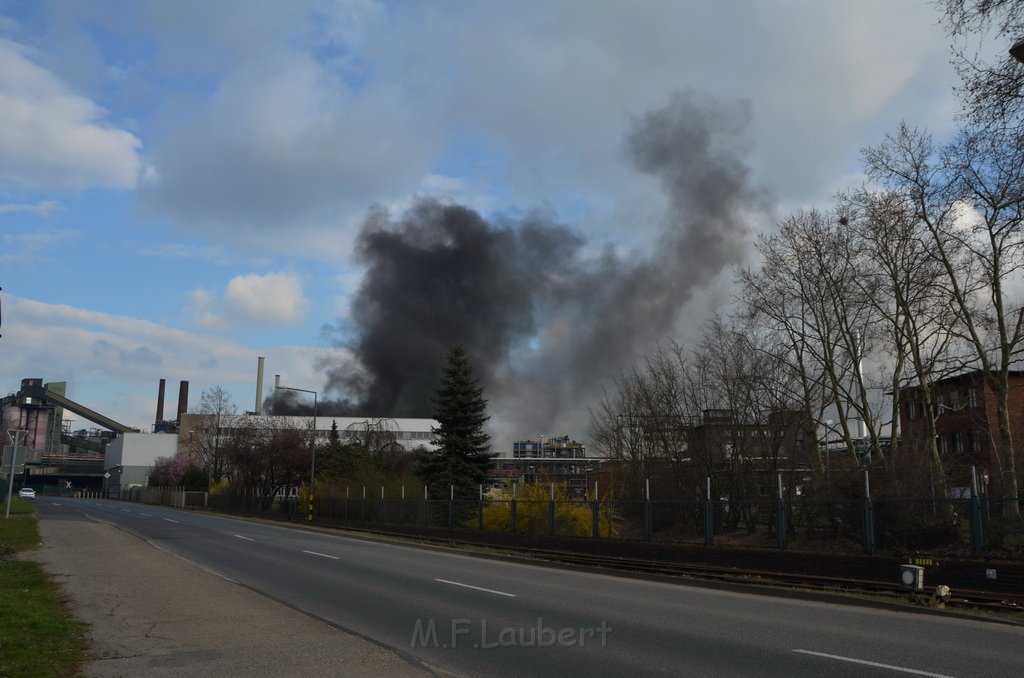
[118,478,1024,559]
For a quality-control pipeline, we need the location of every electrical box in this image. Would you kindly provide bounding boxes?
[900,564,924,591]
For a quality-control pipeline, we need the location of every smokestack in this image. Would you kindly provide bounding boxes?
[255,357,265,415]
[177,380,189,425]
[156,378,166,423]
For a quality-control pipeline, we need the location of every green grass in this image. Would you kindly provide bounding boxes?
[4,497,36,516]
[0,502,89,677]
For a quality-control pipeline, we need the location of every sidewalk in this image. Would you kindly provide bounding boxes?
[29,509,434,677]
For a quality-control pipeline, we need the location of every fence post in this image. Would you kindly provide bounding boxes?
[970,466,985,557]
[592,480,600,538]
[380,486,385,524]
[644,479,652,541]
[345,486,350,520]
[510,483,517,534]
[448,485,454,530]
[478,484,484,530]
[548,482,556,536]
[401,486,406,525]
[862,470,875,555]
[704,476,714,546]
[423,486,428,528]
[776,473,786,550]
[361,486,367,521]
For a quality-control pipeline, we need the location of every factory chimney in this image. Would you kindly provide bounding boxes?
[255,357,265,415]
[156,378,166,424]
[177,380,189,425]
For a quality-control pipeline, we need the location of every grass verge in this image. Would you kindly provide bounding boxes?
[0,498,89,677]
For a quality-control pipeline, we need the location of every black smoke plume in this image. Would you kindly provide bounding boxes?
[302,92,771,440]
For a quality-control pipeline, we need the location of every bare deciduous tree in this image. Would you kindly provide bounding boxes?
[223,416,309,509]
[944,0,1024,130]
[865,123,1024,509]
[193,386,237,485]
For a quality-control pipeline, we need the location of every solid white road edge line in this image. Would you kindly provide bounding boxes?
[302,550,339,560]
[233,534,254,541]
[163,518,179,523]
[793,649,956,678]
[435,578,517,597]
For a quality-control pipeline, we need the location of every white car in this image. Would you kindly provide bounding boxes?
[18,488,35,500]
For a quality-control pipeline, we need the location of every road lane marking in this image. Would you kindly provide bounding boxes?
[234,535,254,541]
[50,502,61,506]
[163,518,179,523]
[302,550,339,560]
[138,513,152,517]
[793,650,956,677]
[434,578,517,597]
[121,509,131,513]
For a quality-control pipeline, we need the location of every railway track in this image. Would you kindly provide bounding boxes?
[505,546,1024,613]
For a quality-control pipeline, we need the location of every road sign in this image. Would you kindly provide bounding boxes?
[1,447,25,474]
[104,472,111,479]
[5,430,27,520]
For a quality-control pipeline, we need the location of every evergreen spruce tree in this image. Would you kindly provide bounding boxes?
[416,343,495,502]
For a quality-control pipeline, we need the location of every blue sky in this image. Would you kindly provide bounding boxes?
[0,1,973,445]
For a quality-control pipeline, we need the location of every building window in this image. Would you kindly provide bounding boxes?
[968,388,978,408]
[949,390,960,409]
[971,430,982,454]
[953,431,964,455]
[938,435,948,456]
[908,401,916,421]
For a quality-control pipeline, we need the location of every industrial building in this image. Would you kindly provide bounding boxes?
[496,436,605,498]
[1,371,438,496]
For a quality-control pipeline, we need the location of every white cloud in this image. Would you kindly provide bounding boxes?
[0,38,141,190]
[123,0,957,262]
[136,47,435,257]
[0,295,350,430]
[0,199,61,217]
[186,288,227,331]
[224,272,307,323]
[187,272,308,329]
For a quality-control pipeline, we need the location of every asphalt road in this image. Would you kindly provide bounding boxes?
[38,498,1024,677]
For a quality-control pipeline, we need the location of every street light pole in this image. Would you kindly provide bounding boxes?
[274,384,317,521]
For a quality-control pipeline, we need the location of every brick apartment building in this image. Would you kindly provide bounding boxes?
[896,370,1024,495]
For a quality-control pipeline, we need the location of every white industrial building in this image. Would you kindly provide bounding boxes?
[104,432,179,493]
[177,413,437,453]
